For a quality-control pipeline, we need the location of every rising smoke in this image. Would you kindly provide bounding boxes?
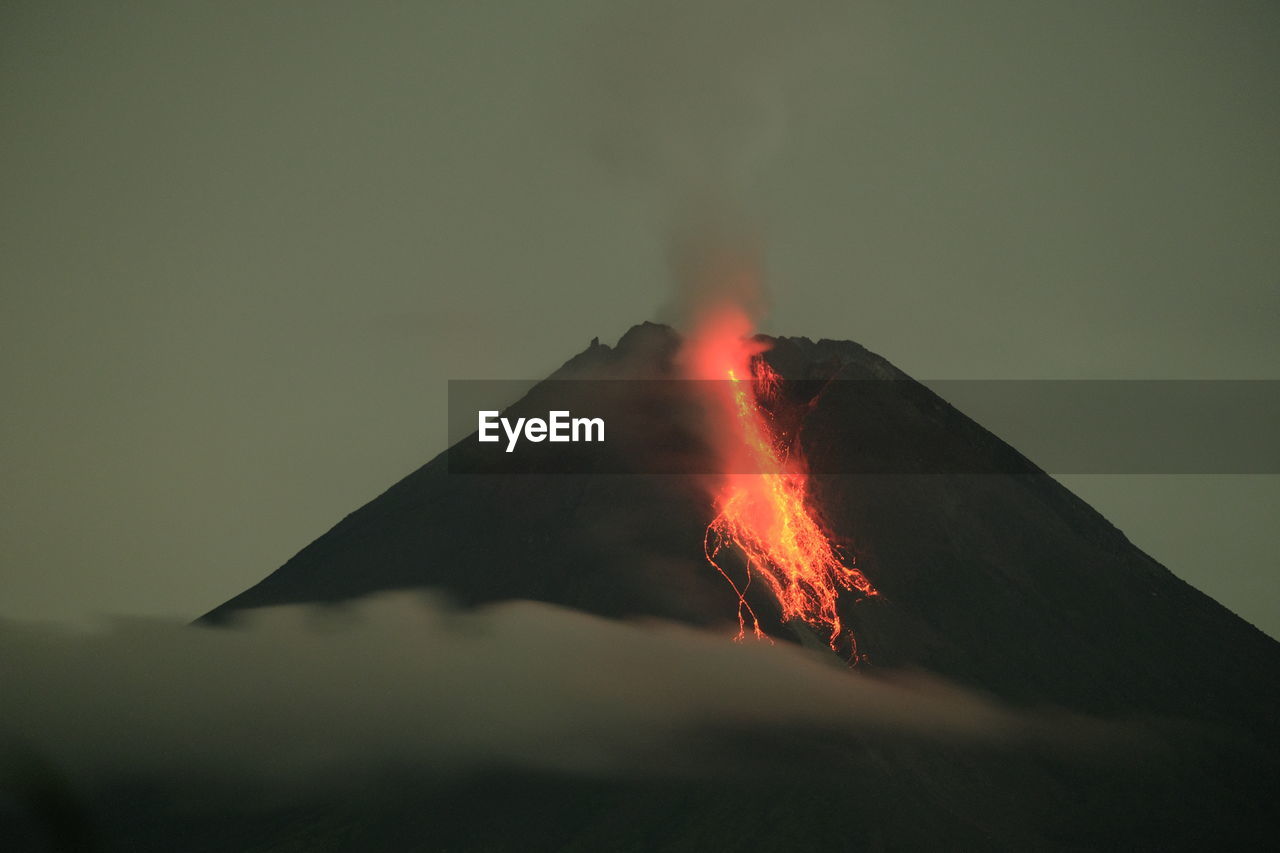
[581,0,851,326]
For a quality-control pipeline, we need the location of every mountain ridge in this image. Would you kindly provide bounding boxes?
[202,323,1279,723]
[186,322,1280,849]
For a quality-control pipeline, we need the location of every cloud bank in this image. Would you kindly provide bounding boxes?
[0,590,1114,797]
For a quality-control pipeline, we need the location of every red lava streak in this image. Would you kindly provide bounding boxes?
[682,306,877,649]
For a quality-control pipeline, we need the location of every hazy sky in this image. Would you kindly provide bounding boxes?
[2,2,1277,635]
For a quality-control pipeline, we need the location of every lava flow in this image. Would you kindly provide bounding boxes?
[682,306,877,650]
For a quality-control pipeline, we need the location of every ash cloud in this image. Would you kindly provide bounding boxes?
[584,0,796,203]
[1,591,1111,798]
[579,0,849,326]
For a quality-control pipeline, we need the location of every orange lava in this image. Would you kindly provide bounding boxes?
[682,306,876,649]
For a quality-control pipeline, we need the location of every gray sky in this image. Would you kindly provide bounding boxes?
[2,1,1277,635]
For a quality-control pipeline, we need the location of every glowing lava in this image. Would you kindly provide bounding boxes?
[682,306,876,650]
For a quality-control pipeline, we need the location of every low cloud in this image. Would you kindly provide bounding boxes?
[1,591,1123,800]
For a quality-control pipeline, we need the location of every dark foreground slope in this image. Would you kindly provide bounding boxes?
[75,324,1280,850]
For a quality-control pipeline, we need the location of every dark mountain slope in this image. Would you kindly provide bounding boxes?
[203,324,1279,727]
[184,322,1280,851]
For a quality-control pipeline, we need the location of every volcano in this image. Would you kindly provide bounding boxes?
[196,323,1280,850]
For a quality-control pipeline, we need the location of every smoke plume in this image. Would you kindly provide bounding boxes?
[581,0,844,326]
